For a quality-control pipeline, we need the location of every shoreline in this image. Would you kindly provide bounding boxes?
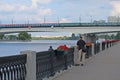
[0,40,31,42]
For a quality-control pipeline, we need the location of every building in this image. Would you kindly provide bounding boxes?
[107,16,120,23]
[93,20,106,23]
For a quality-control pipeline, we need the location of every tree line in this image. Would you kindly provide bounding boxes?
[97,32,120,40]
[0,32,120,41]
[0,32,31,41]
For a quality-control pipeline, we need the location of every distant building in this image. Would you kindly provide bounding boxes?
[107,16,120,23]
[93,20,106,23]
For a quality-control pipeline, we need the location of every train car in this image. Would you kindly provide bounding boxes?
[59,23,80,27]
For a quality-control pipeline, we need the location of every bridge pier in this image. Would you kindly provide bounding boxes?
[82,34,96,43]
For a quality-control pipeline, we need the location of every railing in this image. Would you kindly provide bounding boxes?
[94,43,100,54]
[0,40,119,80]
[0,54,27,80]
[102,42,106,50]
[36,48,74,80]
[86,45,92,58]
[85,41,116,58]
[1,22,120,28]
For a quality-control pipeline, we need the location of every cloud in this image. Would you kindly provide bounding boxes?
[59,18,71,23]
[31,0,52,8]
[37,8,52,16]
[110,1,120,16]
[0,3,15,12]
[0,0,53,23]
[18,5,31,11]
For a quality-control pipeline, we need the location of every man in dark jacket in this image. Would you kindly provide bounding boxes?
[76,36,86,66]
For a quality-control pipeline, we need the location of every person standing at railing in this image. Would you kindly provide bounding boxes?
[48,46,54,51]
[75,36,86,66]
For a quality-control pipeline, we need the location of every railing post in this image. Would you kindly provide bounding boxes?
[50,51,55,76]
[108,42,111,48]
[100,42,102,51]
[73,46,79,65]
[20,50,36,80]
[105,42,107,50]
[94,43,97,55]
[110,42,111,47]
[92,43,94,56]
[64,54,68,70]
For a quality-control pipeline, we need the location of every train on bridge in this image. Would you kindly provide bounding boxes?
[0,23,120,28]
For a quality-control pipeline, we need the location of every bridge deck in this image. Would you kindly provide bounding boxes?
[52,43,120,80]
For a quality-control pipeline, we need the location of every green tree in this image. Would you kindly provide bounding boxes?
[115,32,120,40]
[104,35,110,40]
[0,33,4,40]
[8,35,18,40]
[18,32,31,40]
[111,34,115,39]
[71,33,76,38]
[63,36,67,40]
[70,33,78,40]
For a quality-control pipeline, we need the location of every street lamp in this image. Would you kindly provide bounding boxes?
[79,16,81,25]
[11,18,14,24]
[90,15,93,23]
[27,17,30,24]
[44,16,46,23]
[57,17,60,24]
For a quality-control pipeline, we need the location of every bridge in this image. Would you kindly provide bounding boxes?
[1,22,120,42]
[0,23,120,34]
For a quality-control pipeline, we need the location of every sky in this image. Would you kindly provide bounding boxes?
[0,0,120,36]
[0,0,120,24]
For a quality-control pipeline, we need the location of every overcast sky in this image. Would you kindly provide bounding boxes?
[0,0,120,24]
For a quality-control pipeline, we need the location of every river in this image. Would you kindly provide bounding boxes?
[0,40,77,57]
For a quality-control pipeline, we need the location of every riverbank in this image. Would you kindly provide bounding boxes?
[0,40,31,42]
[0,36,77,41]
[32,36,78,40]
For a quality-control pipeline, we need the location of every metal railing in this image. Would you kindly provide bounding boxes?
[0,54,27,80]
[36,48,74,80]
[94,43,100,54]
[86,45,92,58]
[1,22,120,28]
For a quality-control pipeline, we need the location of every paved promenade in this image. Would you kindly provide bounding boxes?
[52,43,120,80]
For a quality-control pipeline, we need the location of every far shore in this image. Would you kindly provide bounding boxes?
[0,40,31,42]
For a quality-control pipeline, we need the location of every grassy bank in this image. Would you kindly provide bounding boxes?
[31,36,77,40]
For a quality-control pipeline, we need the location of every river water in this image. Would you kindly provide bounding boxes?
[0,40,77,57]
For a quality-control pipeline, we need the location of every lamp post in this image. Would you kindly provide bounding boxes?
[90,15,93,23]
[117,16,120,25]
[27,17,30,24]
[12,18,14,24]
[57,17,60,24]
[44,16,46,23]
[79,16,81,25]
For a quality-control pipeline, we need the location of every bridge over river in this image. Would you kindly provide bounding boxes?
[0,22,120,42]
